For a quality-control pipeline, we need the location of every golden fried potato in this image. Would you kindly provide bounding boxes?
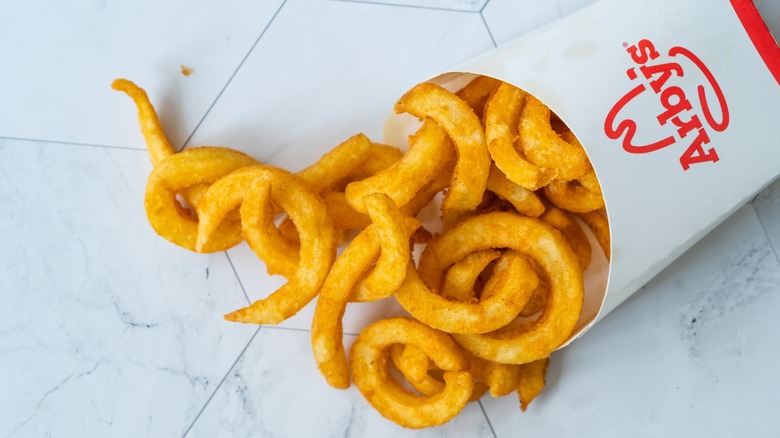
[350,318,474,429]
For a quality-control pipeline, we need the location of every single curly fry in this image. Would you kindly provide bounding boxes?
[112,78,176,165]
[486,164,546,218]
[350,318,473,429]
[519,95,590,181]
[345,119,454,214]
[417,212,583,364]
[441,250,501,302]
[517,357,550,411]
[394,82,490,216]
[396,250,539,334]
[192,164,337,324]
[541,207,592,270]
[455,74,502,119]
[295,133,373,192]
[144,147,259,253]
[485,82,557,190]
[311,194,418,388]
[542,169,605,213]
[351,194,420,302]
[577,208,611,261]
[311,226,378,389]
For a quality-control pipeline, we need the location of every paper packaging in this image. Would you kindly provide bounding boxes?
[385,0,780,345]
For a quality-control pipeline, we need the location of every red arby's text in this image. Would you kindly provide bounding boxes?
[604,39,730,170]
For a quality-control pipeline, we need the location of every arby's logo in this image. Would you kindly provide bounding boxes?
[604,39,730,170]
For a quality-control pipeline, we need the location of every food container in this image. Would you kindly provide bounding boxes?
[385,0,780,344]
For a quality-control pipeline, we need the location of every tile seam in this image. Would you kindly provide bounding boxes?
[178,3,291,432]
[479,12,498,48]
[326,0,485,13]
[751,203,780,265]
[0,135,144,153]
[224,251,253,305]
[180,326,262,437]
[477,399,499,438]
[180,0,289,151]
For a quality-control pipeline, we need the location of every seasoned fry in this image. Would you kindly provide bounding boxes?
[518,358,550,411]
[455,75,502,119]
[396,250,539,334]
[395,82,490,217]
[541,207,592,270]
[417,212,584,364]
[441,249,501,302]
[577,208,611,261]
[311,194,418,388]
[112,78,176,165]
[144,147,258,252]
[296,133,373,192]
[345,119,454,213]
[199,165,337,324]
[485,82,557,190]
[543,169,605,213]
[350,318,474,429]
[519,94,591,181]
[486,164,546,218]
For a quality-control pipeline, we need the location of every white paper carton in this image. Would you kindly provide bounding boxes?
[386,0,780,344]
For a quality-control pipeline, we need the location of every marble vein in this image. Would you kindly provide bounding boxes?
[5,361,103,438]
[678,240,776,360]
[0,140,257,437]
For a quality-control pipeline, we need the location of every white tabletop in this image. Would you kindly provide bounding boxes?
[2,0,780,436]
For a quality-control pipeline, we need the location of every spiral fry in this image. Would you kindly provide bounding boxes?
[418,212,584,364]
[519,94,591,181]
[394,82,491,218]
[396,250,540,334]
[345,119,454,214]
[311,193,419,388]
[144,147,259,252]
[485,82,557,190]
[349,318,474,429]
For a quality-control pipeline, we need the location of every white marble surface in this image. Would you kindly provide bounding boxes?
[1,0,779,437]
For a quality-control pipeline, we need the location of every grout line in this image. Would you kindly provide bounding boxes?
[180,0,289,150]
[477,399,498,438]
[259,324,359,337]
[224,251,252,305]
[479,0,490,14]
[0,135,145,153]
[262,325,312,334]
[176,3,293,425]
[102,147,144,210]
[751,203,780,265]
[479,12,498,48]
[181,325,262,438]
[326,0,483,13]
